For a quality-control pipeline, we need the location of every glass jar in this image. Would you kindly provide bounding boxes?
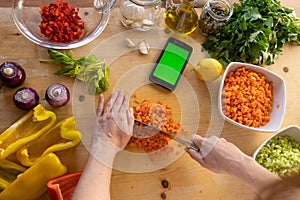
[193,0,208,8]
[119,0,162,31]
[198,0,233,36]
[164,0,199,34]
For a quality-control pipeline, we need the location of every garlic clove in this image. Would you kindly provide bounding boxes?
[131,21,143,28]
[142,19,154,26]
[141,25,151,31]
[123,18,134,26]
[125,37,136,48]
[139,40,150,55]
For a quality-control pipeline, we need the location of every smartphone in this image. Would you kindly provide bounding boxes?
[149,37,193,91]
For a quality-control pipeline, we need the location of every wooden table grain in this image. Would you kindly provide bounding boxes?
[0,1,300,200]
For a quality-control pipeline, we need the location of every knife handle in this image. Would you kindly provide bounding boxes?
[189,142,200,152]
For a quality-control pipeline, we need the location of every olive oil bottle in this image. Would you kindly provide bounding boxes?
[164,0,199,34]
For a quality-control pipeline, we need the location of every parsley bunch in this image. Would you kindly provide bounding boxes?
[41,49,110,94]
[202,0,300,67]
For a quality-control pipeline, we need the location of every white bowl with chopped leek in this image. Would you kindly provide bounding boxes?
[253,125,300,177]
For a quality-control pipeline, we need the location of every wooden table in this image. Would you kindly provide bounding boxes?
[0,1,299,200]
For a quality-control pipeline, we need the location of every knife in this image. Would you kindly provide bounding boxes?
[134,119,200,152]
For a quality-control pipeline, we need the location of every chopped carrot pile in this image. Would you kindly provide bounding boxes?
[128,97,181,152]
[222,66,273,127]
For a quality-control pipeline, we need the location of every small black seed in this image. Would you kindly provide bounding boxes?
[160,192,166,199]
[84,11,89,16]
[161,179,169,188]
[283,66,289,73]
[79,95,85,102]
[164,28,171,34]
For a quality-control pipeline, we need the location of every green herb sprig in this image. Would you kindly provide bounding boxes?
[202,0,300,67]
[41,49,109,94]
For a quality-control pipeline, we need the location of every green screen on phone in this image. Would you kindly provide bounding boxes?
[152,42,190,85]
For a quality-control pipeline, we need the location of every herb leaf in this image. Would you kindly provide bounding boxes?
[41,49,109,94]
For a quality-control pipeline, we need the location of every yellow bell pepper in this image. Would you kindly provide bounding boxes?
[0,159,27,192]
[16,116,82,166]
[0,153,67,200]
[0,104,56,159]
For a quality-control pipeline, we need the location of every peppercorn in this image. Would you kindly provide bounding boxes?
[161,179,169,189]
[160,192,167,199]
[79,95,85,102]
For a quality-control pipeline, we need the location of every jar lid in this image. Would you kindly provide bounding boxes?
[130,0,160,6]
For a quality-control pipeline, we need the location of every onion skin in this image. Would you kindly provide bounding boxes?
[0,62,26,87]
[45,83,70,107]
[14,87,39,110]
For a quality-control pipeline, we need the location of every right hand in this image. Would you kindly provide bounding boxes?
[186,135,250,175]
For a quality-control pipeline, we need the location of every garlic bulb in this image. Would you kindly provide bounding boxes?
[121,1,145,20]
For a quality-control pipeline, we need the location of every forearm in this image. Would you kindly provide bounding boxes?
[72,155,114,200]
[229,154,281,199]
[72,90,133,199]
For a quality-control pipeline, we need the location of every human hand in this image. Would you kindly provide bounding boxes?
[73,91,134,199]
[186,135,250,176]
[94,90,134,152]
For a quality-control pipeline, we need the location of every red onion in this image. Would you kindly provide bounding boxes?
[0,62,26,87]
[45,83,70,107]
[14,87,39,110]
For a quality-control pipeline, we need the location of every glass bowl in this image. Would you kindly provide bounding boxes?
[12,0,114,49]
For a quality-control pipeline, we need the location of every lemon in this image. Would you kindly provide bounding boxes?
[194,58,223,81]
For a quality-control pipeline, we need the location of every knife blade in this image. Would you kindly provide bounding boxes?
[134,119,200,152]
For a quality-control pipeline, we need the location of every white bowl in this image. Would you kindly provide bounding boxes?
[218,62,286,132]
[253,125,300,159]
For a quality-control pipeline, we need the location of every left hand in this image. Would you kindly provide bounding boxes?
[94,90,134,151]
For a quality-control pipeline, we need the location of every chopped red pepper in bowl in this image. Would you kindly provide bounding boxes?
[39,0,85,43]
[12,0,111,49]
